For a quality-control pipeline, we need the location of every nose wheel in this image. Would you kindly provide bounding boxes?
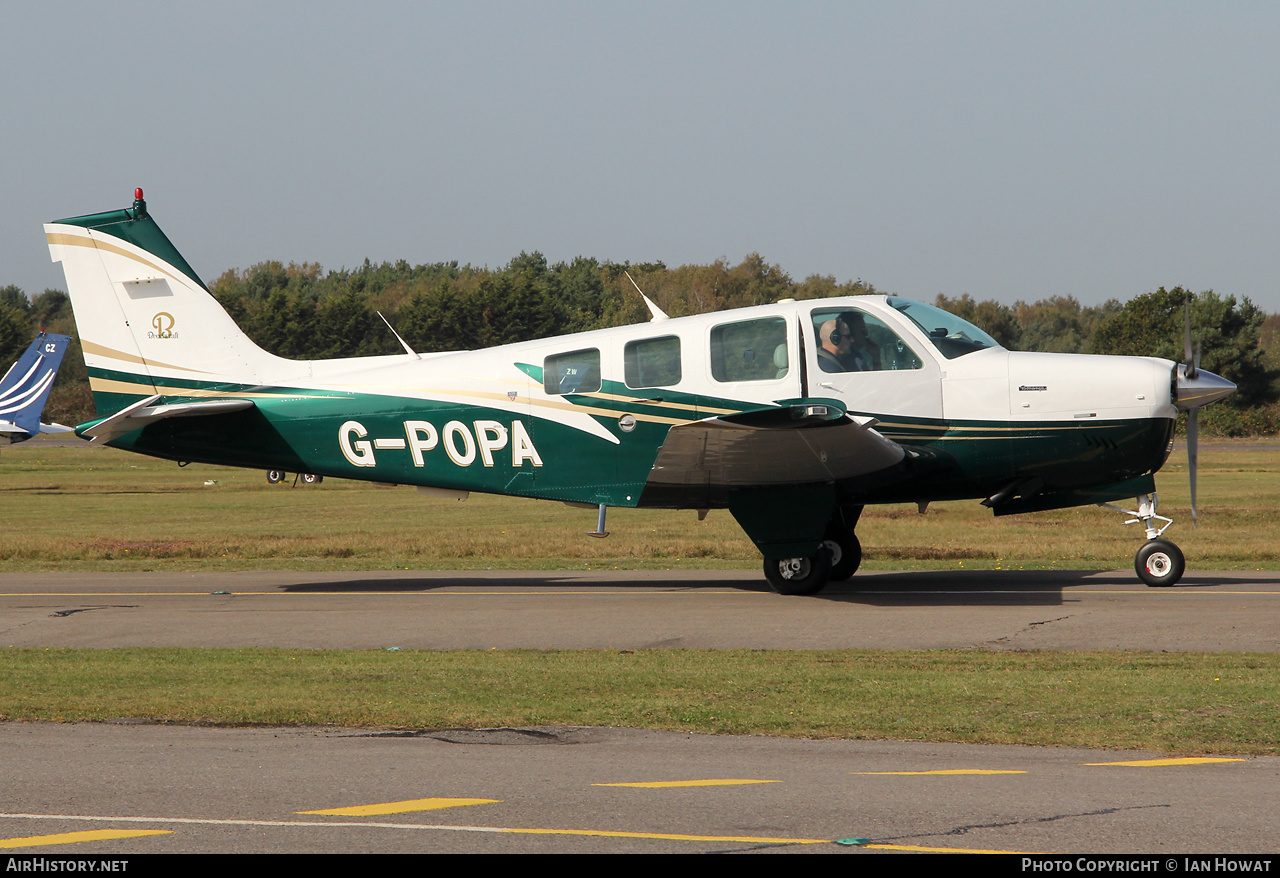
[1135,539,1185,587]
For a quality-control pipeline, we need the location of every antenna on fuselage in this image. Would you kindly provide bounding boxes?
[377,311,420,359]
[625,271,668,322]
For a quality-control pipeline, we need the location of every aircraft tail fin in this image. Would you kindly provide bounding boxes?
[45,189,291,417]
[0,332,72,440]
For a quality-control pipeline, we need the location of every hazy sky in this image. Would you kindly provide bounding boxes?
[4,1,1278,312]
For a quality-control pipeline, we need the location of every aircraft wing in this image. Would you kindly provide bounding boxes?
[646,399,905,490]
[80,395,256,444]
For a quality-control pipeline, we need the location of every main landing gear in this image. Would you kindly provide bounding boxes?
[762,510,863,596]
[266,470,324,486]
[1103,493,1185,587]
[763,551,832,596]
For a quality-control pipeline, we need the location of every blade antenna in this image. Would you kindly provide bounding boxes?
[626,271,668,322]
[378,311,420,359]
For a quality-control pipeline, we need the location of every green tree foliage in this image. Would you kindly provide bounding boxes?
[1014,296,1123,354]
[0,284,31,316]
[0,303,31,365]
[31,289,72,330]
[14,258,1280,436]
[1258,313,1280,371]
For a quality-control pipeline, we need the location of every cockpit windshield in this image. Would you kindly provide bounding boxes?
[886,297,1002,359]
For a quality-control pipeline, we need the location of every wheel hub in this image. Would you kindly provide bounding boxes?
[1145,552,1172,577]
[779,558,810,580]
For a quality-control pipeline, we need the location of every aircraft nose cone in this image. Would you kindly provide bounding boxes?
[1175,366,1236,410]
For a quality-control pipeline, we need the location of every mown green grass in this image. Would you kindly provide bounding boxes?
[2,440,1279,571]
[3,440,1278,754]
[2,648,1276,755]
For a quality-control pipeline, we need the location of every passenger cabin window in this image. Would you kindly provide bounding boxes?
[625,335,681,389]
[811,307,923,373]
[710,317,788,382]
[544,348,601,394]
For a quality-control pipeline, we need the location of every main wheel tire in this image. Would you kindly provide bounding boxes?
[763,549,833,596]
[301,473,323,485]
[823,528,863,581]
[1135,539,1185,587]
[266,470,285,484]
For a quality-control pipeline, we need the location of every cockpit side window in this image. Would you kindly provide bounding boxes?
[811,307,923,372]
[886,297,1001,359]
[544,348,601,394]
[709,317,788,382]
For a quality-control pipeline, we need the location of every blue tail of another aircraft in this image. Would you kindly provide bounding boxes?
[0,332,73,442]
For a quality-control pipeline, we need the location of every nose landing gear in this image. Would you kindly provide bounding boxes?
[1135,539,1185,587]
[1102,493,1185,587]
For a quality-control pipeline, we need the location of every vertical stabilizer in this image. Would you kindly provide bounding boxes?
[45,190,295,415]
[0,332,72,440]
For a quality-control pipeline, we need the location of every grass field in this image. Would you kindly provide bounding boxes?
[2,439,1278,572]
[2,438,1278,753]
[2,648,1277,755]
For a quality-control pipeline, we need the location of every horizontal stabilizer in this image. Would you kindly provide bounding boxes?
[81,395,256,444]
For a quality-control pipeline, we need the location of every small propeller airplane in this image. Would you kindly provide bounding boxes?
[0,330,72,445]
[45,190,1236,593]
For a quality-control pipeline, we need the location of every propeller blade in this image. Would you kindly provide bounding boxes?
[1183,299,1198,380]
[1188,408,1198,529]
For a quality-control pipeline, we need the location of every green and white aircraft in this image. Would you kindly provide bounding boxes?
[45,190,1236,593]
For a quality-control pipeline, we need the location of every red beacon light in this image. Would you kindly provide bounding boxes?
[135,188,144,201]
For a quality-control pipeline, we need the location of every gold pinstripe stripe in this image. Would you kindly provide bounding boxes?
[81,338,212,375]
[46,230,188,288]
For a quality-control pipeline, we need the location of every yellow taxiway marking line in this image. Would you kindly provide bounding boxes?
[853,769,1026,776]
[499,827,821,843]
[1082,757,1244,767]
[1,812,825,845]
[0,813,1035,852]
[0,829,171,849]
[862,843,1036,854]
[593,779,779,788]
[300,798,500,816]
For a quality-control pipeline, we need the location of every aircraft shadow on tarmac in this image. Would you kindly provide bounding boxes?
[278,568,1243,607]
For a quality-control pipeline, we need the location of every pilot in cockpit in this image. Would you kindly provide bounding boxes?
[819,312,881,372]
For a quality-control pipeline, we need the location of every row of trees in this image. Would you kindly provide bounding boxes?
[6,254,1278,434]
